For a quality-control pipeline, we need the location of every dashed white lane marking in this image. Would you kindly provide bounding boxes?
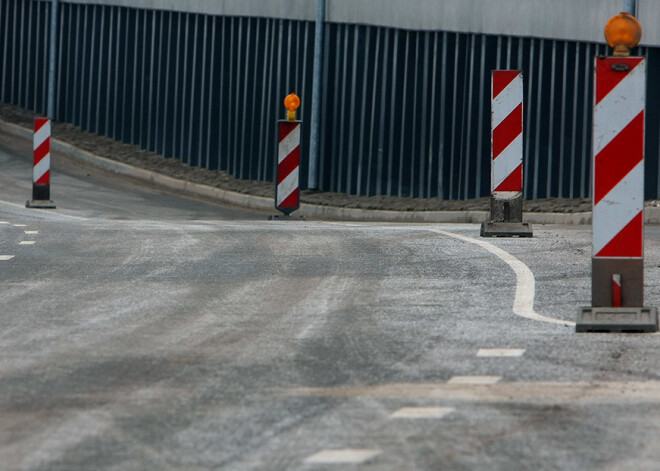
[13,224,27,227]
[0,255,15,260]
[477,348,526,357]
[390,407,455,419]
[428,229,575,327]
[0,221,9,224]
[448,376,502,385]
[304,449,381,464]
[19,241,35,245]
[24,230,38,234]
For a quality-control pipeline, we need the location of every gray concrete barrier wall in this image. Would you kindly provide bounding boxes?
[59,0,660,46]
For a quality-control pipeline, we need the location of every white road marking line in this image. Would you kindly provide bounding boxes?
[390,407,455,419]
[24,230,39,234]
[428,229,576,327]
[19,241,35,245]
[0,221,9,224]
[304,449,381,464]
[448,376,502,385]
[477,348,526,357]
[13,224,27,227]
[0,199,88,221]
[0,255,15,260]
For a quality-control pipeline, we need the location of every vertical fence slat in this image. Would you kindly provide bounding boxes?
[377,31,390,197]
[363,27,379,196]
[437,32,448,199]
[4,4,660,202]
[396,31,409,197]
[1,0,9,102]
[346,27,359,194]
[558,41,568,197]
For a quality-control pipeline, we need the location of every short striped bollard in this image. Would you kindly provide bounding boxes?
[276,121,301,215]
[26,118,56,209]
[481,70,531,237]
[271,93,302,219]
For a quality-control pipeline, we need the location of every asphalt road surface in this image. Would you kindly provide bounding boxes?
[2,129,660,471]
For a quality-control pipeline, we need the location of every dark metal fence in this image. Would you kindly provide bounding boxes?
[2,0,660,200]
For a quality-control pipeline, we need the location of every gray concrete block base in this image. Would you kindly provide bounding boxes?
[592,258,644,308]
[576,307,658,333]
[480,221,533,237]
[25,199,56,209]
[490,193,523,223]
[268,214,306,221]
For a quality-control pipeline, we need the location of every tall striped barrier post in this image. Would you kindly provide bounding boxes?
[480,71,532,237]
[26,118,56,209]
[577,12,657,332]
[270,93,303,220]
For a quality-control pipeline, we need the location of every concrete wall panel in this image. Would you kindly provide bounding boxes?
[58,0,659,45]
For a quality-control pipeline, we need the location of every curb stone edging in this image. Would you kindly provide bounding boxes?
[5,118,653,225]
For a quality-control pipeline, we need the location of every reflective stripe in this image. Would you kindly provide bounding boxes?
[593,61,645,157]
[492,133,522,191]
[278,124,301,164]
[593,161,644,257]
[33,120,50,150]
[277,166,299,206]
[492,73,522,129]
[33,153,50,183]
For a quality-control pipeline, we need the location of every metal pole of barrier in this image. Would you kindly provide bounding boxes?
[623,0,636,16]
[308,0,325,190]
[47,0,58,119]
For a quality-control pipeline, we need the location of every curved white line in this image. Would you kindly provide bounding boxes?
[429,229,575,327]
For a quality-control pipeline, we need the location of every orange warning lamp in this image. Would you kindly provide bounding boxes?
[284,93,300,122]
[604,12,642,57]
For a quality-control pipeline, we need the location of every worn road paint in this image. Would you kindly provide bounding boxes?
[477,348,526,357]
[390,407,455,419]
[283,381,660,404]
[304,449,381,464]
[0,255,15,260]
[448,376,502,385]
[19,241,35,245]
[428,229,575,327]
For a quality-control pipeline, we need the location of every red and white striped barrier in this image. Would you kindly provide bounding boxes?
[576,15,655,331]
[592,57,645,259]
[577,55,655,332]
[34,118,51,186]
[481,71,531,237]
[275,121,301,215]
[491,70,523,193]
[26,118,56,208]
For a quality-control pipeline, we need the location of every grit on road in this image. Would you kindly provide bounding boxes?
[2,130,660,471]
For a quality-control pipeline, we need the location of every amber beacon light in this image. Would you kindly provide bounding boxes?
[284,93,300,122]
[604,12,642,56]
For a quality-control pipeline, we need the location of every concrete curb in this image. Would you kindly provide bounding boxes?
[4,118,657,225]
